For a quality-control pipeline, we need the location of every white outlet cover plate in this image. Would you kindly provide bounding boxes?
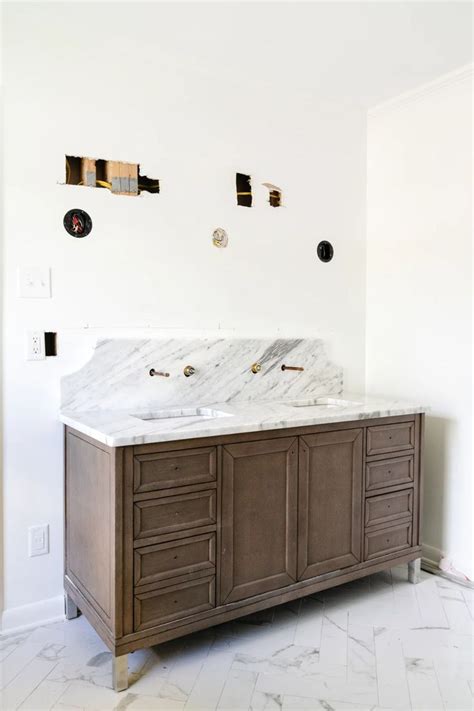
[27,331,45,361]
[28,524,49,557]
[18,267,51,298]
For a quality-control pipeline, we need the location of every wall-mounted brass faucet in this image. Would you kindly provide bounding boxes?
[149,368,170,377]
[251,362,262,374]
[183,365,196,377]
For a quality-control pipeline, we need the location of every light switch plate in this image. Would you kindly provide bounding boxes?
[18,267,51,298]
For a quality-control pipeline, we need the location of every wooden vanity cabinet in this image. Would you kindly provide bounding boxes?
[64,414,424,691]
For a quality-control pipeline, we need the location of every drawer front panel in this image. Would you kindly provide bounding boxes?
[134,575,215,630]
[364,521,412,560]
[133,447,217,494]
[134,533,216,587]
[366,455,414,492]
[365,489,413,528]
[366,422,415,456]
[134,490,216,541]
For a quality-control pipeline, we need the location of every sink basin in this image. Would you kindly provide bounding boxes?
[290,397,362,408]
[131,407,232,422]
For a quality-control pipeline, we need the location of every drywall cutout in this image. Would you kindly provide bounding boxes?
[212,228,228,248]
[236,173,252,207]
[44,332,57,356]
[262,183,282,207]
[63,209,93,237]
[317,240,334,262]
[65,156,160,196]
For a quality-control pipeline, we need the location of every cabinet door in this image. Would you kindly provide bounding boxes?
[220,438,298,603]
[298,429,363,580]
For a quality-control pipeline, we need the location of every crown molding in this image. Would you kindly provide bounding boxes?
[368,63,473,118]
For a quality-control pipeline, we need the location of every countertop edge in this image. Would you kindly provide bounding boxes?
[60,405,428,448]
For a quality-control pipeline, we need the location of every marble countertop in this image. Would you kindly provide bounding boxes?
[60,393,428,447]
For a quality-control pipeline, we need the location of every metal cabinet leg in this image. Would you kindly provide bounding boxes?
[64,593,79,620]
[408,557,421,584]
[112,654,128,692]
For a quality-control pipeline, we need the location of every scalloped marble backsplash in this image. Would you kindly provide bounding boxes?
[60,338,343,412]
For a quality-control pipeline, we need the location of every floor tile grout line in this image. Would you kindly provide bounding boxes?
[401,637,417,711]
[14,661,60,711]
[431,655,447,711]
[182,630,218,708]
[1,641,51,693]
[371,623,380,708]
[345,610,349,683]
[50,681,77,711]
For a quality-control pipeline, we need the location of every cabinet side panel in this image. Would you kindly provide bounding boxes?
[66,430,114,626]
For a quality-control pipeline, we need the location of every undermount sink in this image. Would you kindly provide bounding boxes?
[131,407,232,422]
[290,397,362,408]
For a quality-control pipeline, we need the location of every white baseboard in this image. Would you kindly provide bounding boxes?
[1,548,472,637]
[422,544,474,590]
[0,595,65,636]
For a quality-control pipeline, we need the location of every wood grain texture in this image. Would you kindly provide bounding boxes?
[298,428,363,579]
[365,488,413,528]
[220,437,298,603]
[134,489,216,540]
[364,520,413,560]
[134,575,215,631]
[65,431,114,625]
[365,455,414,492]
[366,421,415,456]
[134,532,215,587]
[133,447,216,494]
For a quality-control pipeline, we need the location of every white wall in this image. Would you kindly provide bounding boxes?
[1,4,368,628]
[366,67,473,580]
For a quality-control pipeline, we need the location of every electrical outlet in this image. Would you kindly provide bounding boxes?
[27,331,45,361]
[28,524,49,557]
[18,267,51,298]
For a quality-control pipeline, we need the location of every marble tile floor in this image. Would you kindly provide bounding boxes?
[1,567,472,711]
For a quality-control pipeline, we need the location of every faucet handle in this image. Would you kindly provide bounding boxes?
[183,365,196,377]
[251,362,262,374]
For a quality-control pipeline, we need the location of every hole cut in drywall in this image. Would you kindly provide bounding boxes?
[262,183,282,207]
[236,173,252,207]
[65,156,160,196]
[138,174,161,194]
[44,332,57,356]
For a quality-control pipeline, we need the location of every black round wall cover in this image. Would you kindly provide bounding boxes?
[63,209,92,238]
[317,240,334,262]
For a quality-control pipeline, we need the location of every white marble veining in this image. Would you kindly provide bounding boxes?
[60,394,427,448]
[1,568,472,710]
[61,338,343,412]
[60,338,427,447]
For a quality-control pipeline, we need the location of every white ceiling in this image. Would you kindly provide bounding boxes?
[123,1,473,106]
[4,1,473,108]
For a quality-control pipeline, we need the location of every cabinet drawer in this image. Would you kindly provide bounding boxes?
[364,521,412,560]
[134,533,216,587]
[134,575,215,631]
[133,447,217,494]
[365,489,413,528]
[366,455,414,492]
[366,422,415,456]
[134,490,216,541]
